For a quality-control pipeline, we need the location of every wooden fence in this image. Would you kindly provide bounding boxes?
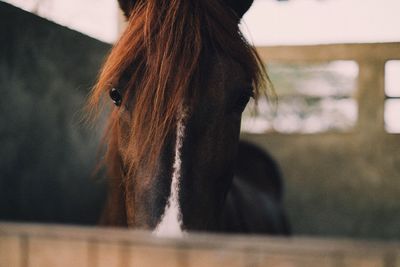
[1,222,399,267]
[255,42,400,133]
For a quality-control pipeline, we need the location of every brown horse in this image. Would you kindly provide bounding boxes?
[88,0,290,236]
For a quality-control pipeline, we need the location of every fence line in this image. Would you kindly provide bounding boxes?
[257,42,400,62]
[1,222,399,267]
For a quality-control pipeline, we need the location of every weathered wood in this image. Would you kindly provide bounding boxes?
[186,249,247,267]
[91,242,123,267]
[28,238,89,267]
[0,223,399,267]
[257,43,400,62]
[0,235,22,267]
[356,60,386,133]
[257,253,332,267]
[127,246,183,267]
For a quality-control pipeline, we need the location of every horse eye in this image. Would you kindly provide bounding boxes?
[109,88,122,106]
[232,92,251,114]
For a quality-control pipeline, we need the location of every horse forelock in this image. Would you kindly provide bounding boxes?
[88,0,269,224]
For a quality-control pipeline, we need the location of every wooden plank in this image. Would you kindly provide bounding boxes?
[0,222,398,256]
[257,43,400,62]
[0,235,22,267]
[257,253,332,267]
[186,248,247,267]
[127,245,182,267]
[342,256,384,267]
[356,60,386,132]
[93,242,123,267]
[1,222,399,266]
[28,237,89,267]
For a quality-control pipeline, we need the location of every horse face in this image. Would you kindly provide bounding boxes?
[118,54,252,235]
[177,55,252,233]
[96,0,263,235]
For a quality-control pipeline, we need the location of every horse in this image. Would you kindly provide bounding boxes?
[222,141,291,235]
[88,0,290,237]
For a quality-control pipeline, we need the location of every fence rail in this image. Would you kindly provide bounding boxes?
[1,222,399,267]
[256,42,400,62]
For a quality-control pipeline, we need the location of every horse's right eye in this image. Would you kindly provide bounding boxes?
[233,94,250,114]
[109,88,122,106]
[232,90,253,115]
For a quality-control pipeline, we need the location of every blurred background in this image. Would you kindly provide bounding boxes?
[0,0,399,240]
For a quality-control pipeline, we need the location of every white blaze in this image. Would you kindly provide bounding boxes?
[153,114,186,237]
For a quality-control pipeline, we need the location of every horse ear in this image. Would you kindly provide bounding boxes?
[223,0,254,19]
[117,0,254,20]
[117,0,136,19]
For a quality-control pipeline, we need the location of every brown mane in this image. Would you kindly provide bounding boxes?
[87,0,268,185]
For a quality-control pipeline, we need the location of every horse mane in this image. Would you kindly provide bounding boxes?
[87,0,269,184]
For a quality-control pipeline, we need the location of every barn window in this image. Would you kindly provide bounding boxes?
[241,61,359,134]
[385,60,400,134]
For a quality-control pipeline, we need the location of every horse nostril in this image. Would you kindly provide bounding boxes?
[109,87,122,106]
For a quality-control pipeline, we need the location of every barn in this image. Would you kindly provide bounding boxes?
[0,0,399,266]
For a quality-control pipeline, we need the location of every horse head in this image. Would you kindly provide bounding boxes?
[88,0,270,236]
